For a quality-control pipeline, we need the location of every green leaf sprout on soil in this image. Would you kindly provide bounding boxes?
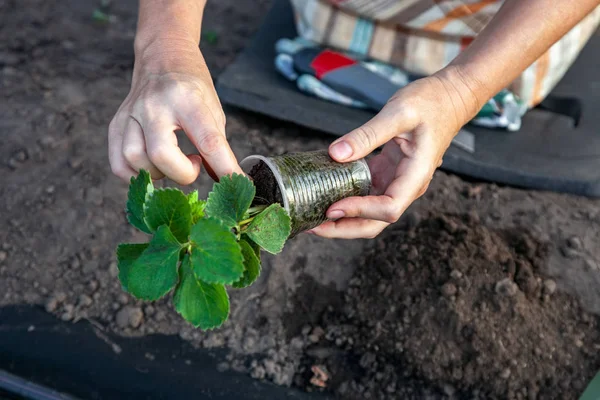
[116,170,291,330]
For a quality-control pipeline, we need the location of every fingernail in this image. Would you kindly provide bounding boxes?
[330,141,353,161]
[327,210,345,220]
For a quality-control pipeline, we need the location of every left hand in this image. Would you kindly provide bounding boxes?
[310,67,484,239]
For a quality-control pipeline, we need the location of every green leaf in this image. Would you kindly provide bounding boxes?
[205,173,255,228]
[116,243,149,290]
[189,218,244,284]
[144,188,192,243]
[241,233,261,258]
[126,169,154,233]
[245,204,291,254]
[118,225,182,300]
[188,190,206,224]
[232,239,261,289]
[174,254,229,329]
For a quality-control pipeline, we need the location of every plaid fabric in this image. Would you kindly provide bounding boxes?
[290,0,600,107]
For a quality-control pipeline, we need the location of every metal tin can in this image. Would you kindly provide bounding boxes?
[241,150,371,236]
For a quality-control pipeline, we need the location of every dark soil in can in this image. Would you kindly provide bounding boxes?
[249,160,284,206]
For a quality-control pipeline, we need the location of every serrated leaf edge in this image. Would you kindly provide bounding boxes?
[247,204,291,254]
[204,173,255,228]
[189,218,245,285]
[143,187,191,241]
[232,239,261,289]
[174,255,230,330]
[125,170,153,234]
[126,225,183,301]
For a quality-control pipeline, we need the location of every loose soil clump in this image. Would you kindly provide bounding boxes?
[2,1,600,399]
[249,160,284,206]
[298,213,600,399]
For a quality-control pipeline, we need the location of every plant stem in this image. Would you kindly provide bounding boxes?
[238,216,254,227]
[239,205,268,227]
[247,205,268,215]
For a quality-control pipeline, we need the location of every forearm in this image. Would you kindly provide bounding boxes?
[443,0,599,116]
[134,0,207,72]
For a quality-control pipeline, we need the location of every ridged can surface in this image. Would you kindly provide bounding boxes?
[241,150,372,236]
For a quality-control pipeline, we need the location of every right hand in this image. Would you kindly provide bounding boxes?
[108,40,241,184]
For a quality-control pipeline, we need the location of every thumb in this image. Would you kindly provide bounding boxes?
[329,101,418,162]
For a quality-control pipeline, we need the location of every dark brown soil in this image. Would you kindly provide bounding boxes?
[249,160,284,206]
[1,1,600,398]
[296,213,600,399]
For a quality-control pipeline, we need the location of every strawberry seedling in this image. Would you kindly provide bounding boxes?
[116,170,291,330]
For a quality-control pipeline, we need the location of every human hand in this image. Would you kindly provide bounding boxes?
[109,40,241,184]
[310,66,485,239]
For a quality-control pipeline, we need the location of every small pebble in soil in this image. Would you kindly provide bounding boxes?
[145,352,155,361]
[118,293,129,305]
[500,368,512,379]
[0,250,7,262]
[495,278,519,297]
[108,261,118,278]
[543,279,557,295]
[561,246,580,259]
[116,306,144,329]
[407,246,419,261]
[69,257,80,269]
[68,155,85,169]
[450,269,463,279]
[88,280,99,292]
[154,310,166,321]
[78,294,93,307]
[566,236,583,250]
[243,335,257,353]
[61,304,75,321]
[290,337,305,350]
[45,291,67,312]
[584,258,599,271]
[13,149,27,162]
[441,282,457,298]
[251,365,266,380]
[45,298,59,312]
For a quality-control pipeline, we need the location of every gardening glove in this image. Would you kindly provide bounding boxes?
[109,41,242,185]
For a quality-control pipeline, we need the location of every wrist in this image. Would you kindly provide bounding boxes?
[134,36,202,75]
[434,65,491,124]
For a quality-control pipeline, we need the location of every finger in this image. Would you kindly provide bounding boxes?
[328,100,419,162]
[202,158,219,181]
[193,54,227,129]
[108,114,137,182]
[178,102,242,178]
[326,156,432,224]
[309,218,389,239]
[325,195,396,223]
[142,116,202,185]
[121,117,165,180]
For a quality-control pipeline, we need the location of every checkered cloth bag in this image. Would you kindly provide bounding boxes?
[290,0,600,107]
